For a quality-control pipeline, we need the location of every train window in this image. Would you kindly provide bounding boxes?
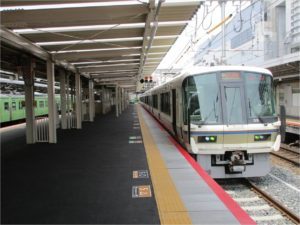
[4,102,9,111]
[183,73,220,125]
[39,101,44,108]
[244,73,276,120]
[19,102,24,110]
[160,92,171,115]
[224,87,243,124]
[152,95,158,109]
[12,102,16,110]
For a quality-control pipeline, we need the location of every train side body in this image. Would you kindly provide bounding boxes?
[0,94,61,124]
[140,66,281,178]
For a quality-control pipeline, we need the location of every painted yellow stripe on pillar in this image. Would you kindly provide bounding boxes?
[137,106,192,225]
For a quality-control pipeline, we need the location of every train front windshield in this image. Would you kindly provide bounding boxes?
[183,71,276,125]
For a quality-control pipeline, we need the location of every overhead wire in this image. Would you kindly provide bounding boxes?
[196,0,269,64]
[202,3,213,30]
[233,0,243,33]
[55,12,146,53]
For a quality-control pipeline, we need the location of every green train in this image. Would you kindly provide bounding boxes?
[0,94,60,124]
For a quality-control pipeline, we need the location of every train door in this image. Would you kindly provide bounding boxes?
[220,82,248,147]
[172,89,177,136]
[1,101,11,123]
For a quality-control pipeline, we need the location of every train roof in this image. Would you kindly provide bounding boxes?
[142,66,273,95]
[183,65,272,76]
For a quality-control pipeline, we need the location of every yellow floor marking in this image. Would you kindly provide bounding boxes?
[137,106,192,225]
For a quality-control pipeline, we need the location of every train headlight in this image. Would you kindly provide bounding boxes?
[254,134,271,141]
[198,136,217,143]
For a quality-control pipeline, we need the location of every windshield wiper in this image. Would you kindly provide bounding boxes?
[248,99,265,123]
[195,96,218,126]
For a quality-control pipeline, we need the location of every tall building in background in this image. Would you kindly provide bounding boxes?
[194,0,299,121]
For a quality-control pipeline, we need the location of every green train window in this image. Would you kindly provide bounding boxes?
[12,102,16,110]
[4,102,9,111]
[39,101,44,108]
[19,102,24,109]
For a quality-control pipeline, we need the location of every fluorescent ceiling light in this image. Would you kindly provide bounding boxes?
[150,35,178,40]
[51,47,141,54]
[91,69,139,73]
[37,36,175,46]
[158,21,189,26]
[1,1,145,11]
[147,57,164,60]
[13,21,188,34]
[38,37,143,46]
[122,54,141,57]
[14,23,145,34]
[151,45,172,48]
[92,71,137,75]
[72,59,140,65]
[143,65,157,68]
[147,52,166,55]
[77,63,140,68]
[145,62,160,64]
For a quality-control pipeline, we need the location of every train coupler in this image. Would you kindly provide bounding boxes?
[227,151,246,173]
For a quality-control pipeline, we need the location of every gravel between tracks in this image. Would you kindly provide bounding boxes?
[249,165,300,219]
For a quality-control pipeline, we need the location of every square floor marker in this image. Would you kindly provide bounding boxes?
[132,185,152,198]
[129,136,142,140]
[133,170,149,179]
[129,140,143,144]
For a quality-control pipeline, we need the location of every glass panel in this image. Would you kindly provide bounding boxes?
[39,101,44,108]
[4,102,9,111]
[244,73,276,121]
[224,87,243,124]
[183,73,220,125]
[12,102,16,110]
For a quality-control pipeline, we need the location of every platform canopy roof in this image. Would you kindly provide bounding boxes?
[0,0,202,91]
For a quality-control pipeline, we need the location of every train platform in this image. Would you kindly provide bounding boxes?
[1,104,255,224]
[286,117,300,135]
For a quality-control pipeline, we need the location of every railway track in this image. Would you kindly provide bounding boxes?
[245,179,300,225]
[271,144,300,166]
[217,178,300,225]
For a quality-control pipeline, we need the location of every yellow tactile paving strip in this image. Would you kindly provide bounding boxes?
[137,106,192,225]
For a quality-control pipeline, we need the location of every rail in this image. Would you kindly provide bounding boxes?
[271,145,300,167]
[244,179,300,225]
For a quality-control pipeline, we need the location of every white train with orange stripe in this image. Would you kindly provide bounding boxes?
[140,66,282,178]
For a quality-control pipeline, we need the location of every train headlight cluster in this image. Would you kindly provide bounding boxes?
[198,136,217,143]
[254,134,271,141]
